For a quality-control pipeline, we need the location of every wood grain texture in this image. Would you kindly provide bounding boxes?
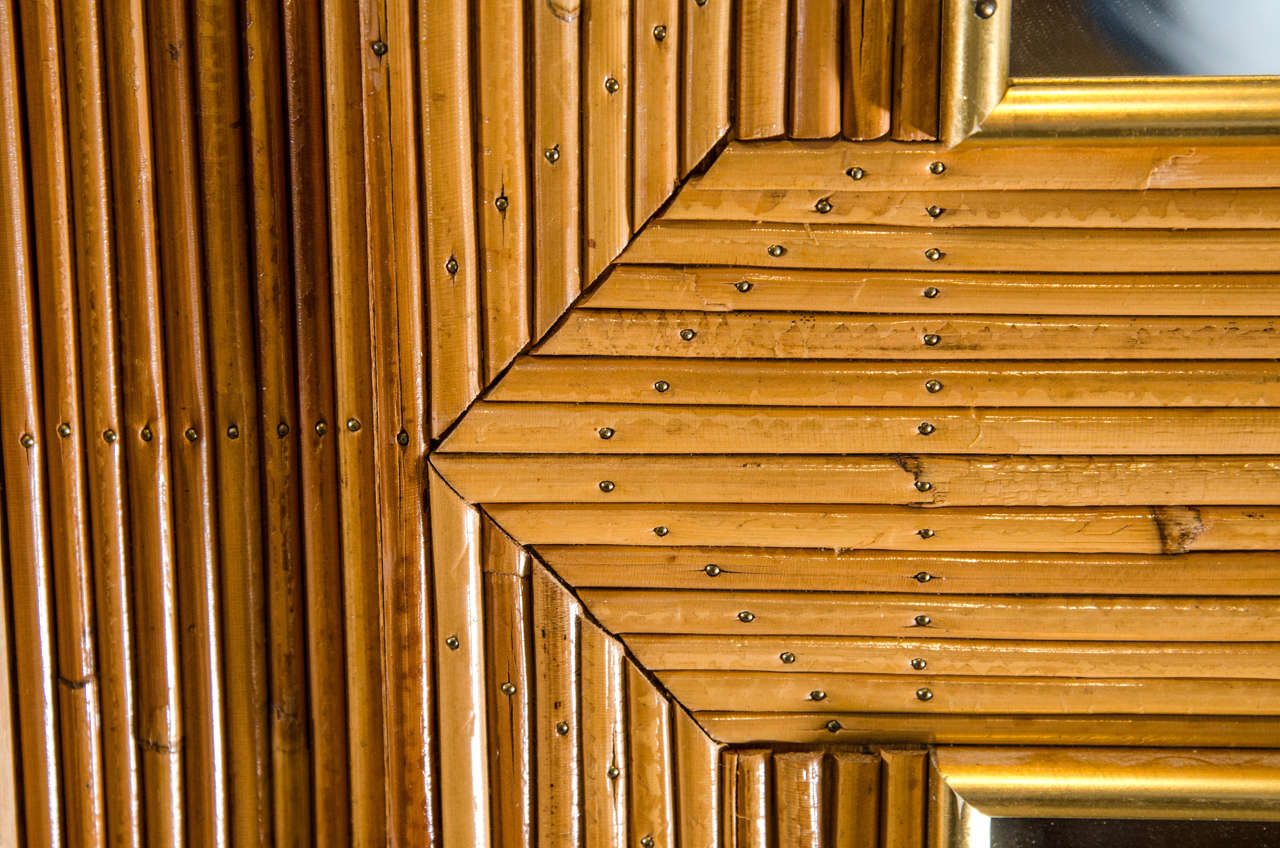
[735,750,772,848]
[627,663,676,848]
[0,509,19,847]
[736,0,789,138]
[581,626,627,848]
[789,0,842,138]
[633,0,679,225]
[680,0,731,173]
[583,0,631,283]
[773,752,825,846]
[675,707,722,848]
[843,0,895,138]
[534,564,583,848]
[891,0,941,140]
[831,753,880,848]
[879,750,927,848]
[720,750,739,848]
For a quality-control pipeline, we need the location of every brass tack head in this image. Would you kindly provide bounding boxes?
[925,379,943,393]
[184,427,198,442]
[845,166,865,180]
[766,243,785,257]
[19,433,34,448]
[915,614,932,626]
[445,256,459,275]
[653,380,670,393]
[825,719,842,733]
[735,280,753,292]
[607,764,621,779]
[370,39,388,55]
[641,836,655,848]
[445,635,460,650]
[598,480,616,493]
[653,525,669,537]
[737,610,755,623]
[346,417,361,432]
[911,657,928,670]
[501,682,516,696]
[918,528,935,539]
[315,420,328,436]
[556,720,570,736]
[679,328,696,341]
[652,24,667,41]
[917,687,934,701]
[704,564,721,577]
[598,426,615,439]
[227,424,240,439]
[396,429,410,446]
[924,248,944,262]
[104,429,119,444]
[695,0,707,5]
[974,0,997,18]
[814,197,832,214]
[809,690,826,701]
[929,161,946,175]
[923,285,940,298]
[604,76,620,93]
[915,480,933,492]
[917,422,935,435]
[779,651,796,664]
[914,571,934,583]
[926,205,945,218]
[57,423,71,438]
[140,426,153,442]
[277,422,290,438]
[495,194,509,212]
[923,333,941,346]
[544,145,560,164]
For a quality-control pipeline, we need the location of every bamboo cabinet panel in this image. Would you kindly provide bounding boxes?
[4,0,1280,844]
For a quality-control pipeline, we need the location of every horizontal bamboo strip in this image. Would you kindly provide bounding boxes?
[696,141,1280,191]
[435,454,1280,506]
[831,753,879,848]
[621,221,1280,272]
[537,546,1280,596]
[626,636,1280,679]
[537,311,1280,359]
[577,591,1280,641]
[666,185,1280,228]
[584,266,1280,316]
[701,713,1280,746]
[879,750,926,848]
[442,403,1280,455]
[491,357,1280,407]
[663,671,1280,715]
[774,752,825,846]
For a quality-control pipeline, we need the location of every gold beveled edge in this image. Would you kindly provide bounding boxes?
[929,746,1280,848]
[940,0,1280,146]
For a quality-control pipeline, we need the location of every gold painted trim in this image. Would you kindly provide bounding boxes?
[940,0,1280,146]
[929,748,1280,848]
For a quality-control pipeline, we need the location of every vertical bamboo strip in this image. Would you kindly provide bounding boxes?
[674,708,720,848]
[320,0,388,839]
[147,0,227,841]
[532,0,583,338]
[736,0,789,138]
[483,523,533,848]
[244,0,312,842]
[720,750,739,848]
[60,1,143,840]
[424,0,482,434]
[581,625,628,848]
[774,752,825,847]
[831,752,880,848]
[679,0,730,175]
[626,665,675,848]
[17,3,104,843]
[790,0,842,137]
[891,0,941,140]
[880,749,928,848]
[102,3,186,841]
[0,5,62,842]
[281,0,351,839]
[633,0,679,225]
[534,564,583,848]
[193,3,273,840]
[843,0,895,139]
[477,0,533,377]
[382,1,436,843]
[429,471,490,847]
[583,0,631,283]
[0,508,19,846]
[735,750,771,848]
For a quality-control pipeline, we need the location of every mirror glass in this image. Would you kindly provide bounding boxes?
[1010,0,1280,77]
[989,817,1280,848]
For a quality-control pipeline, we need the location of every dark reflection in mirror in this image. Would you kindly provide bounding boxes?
[990,817,1280,848]
[1010,0,1280,77]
